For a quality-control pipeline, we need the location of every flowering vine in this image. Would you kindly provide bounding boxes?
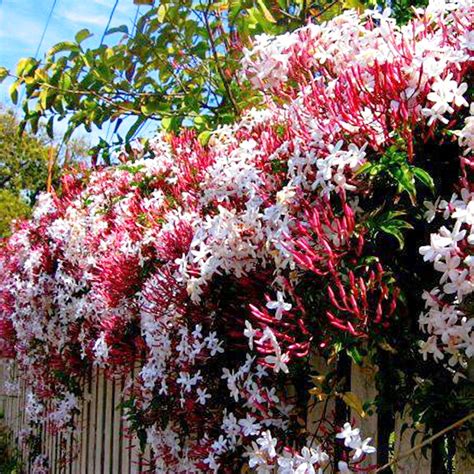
[0,1,473,472]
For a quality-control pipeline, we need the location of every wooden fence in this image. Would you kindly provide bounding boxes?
[0,362,152,473]
[0,358,472,473]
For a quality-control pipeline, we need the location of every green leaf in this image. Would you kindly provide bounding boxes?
[257,0,277,23]
[161,116,173,131]
[198,130,212,146]
[367,210,413,249]
[0,67,8,83]
[140,99,166,116]
[9,81,19,104]
[389,165,416,200]
[16,57,37,77]
[246,6,278,33]
[193,115,206,126]
[229,0,242,18]
[354,162,373,176]
[75,28,93,44]
[347,347,363,365]
[157,4,168,22]
[413,167,435,192]
[39,88,55,110]
[29,112,40,134]
[126,116,146,142]
[48,41,80,56]
[378,224,406,249]
[343,0,365,9]
[93,63,113,82]
[105,25,129,36]
[46,117,54,139]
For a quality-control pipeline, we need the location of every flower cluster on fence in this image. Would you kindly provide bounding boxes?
[0,1,472,472]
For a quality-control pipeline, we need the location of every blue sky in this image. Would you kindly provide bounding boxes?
[0,0,152,142]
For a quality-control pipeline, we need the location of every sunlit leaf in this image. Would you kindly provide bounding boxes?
[257,0,277,23]
[341,392,367,418]
[0,67,8,83]
[75,28,93,44]
[413,167,435,192]
[16,57,37,77]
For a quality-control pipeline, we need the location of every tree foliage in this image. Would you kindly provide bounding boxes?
[0,110,50,236]
[0,110,89,237]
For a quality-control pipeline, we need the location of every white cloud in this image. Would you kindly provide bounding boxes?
[60,11,110,27]
[57,0,139,28]
[0,10,44,48]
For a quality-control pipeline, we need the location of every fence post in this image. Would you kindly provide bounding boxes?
[350,357,378,469]
[350,358,378,440]
[114,375,127,474]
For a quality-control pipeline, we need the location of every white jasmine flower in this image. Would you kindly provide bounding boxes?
[239,414,262,437]
[256,430,277,458]
[336,423,360,447]
[350,437,376,460]
[338,461,352,473]
[196,388,211,405]
[265,351,290,374]
[266,292,292,320]
[244,320,257,350]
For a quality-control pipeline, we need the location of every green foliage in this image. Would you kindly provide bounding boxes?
[0,110,50,202]
[0,190,31,237]
[357,146,435,204]
[366,210,414,249]
[391,0,428,23]
[0,424,21,474]
[0,109,89,237]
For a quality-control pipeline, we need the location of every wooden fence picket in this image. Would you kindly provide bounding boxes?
[113,376,126,474]
[125,371,136,474]
[456,429,474,474]
[350,358,378,471]
[350,358,378,438]
[103,376,114,474]
[307,351,335,437]
[94,370,105,472]
[80,370,91,474]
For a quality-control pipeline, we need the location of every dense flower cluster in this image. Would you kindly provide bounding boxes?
[0,1,472,472]
[418,95,474,378]
[245,422,375,473]
[420,189,474,374]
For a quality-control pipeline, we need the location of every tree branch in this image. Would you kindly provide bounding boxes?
[201,3,240,117]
